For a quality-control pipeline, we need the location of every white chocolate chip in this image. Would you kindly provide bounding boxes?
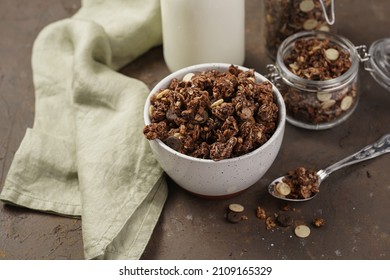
[340,95,353,111]
[317,91,332,102]
[229,203,245,213]
[303,19,318,30]
[325,48,340,61]
[295,225,311,238]
[211,98,224,108]
[300,0,315,13]
[321,99,336,110]
[275,182,291,196]
[182,72,195,82]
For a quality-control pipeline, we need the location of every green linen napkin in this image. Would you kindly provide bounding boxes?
[0,0,168,259]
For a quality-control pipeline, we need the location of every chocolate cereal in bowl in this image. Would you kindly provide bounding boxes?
[267,31,360,130]
[143,63,286,198]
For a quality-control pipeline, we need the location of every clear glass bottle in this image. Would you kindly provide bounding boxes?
[267,31,360,130]
[264,0,335,58]
[161,0,245,72]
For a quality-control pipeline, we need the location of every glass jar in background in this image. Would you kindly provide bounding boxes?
[267,31,360,130]
[161,0,245,73]
[264,0,335,59]
[364,38,390,92]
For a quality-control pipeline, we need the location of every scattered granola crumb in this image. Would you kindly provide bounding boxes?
[241,215,249,221]
[265,216,277,230]
[312,217,326,228]
[280,203,291,211]
[256,206,267,220]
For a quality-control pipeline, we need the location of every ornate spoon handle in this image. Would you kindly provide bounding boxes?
[317,134,390,182]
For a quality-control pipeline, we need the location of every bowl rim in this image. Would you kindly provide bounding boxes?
[144,63,286,164]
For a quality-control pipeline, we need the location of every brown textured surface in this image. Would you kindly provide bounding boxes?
[1,0,389,260]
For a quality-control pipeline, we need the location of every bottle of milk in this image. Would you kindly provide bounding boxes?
[160,0,245,72]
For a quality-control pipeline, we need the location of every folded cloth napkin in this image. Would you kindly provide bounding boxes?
[0,0,168,259]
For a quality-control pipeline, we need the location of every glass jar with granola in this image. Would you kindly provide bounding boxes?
[264,0,335,59]
[267,31,359,130]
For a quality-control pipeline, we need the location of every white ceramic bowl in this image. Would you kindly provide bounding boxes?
[144,63,286,198]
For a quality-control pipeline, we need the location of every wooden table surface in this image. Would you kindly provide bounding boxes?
[1,0,389,259]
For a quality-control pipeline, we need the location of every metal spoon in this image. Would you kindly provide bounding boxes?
[268,133,390,202]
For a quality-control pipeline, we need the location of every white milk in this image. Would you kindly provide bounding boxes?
[161,0,245,72]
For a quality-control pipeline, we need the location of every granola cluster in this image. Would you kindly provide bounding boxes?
[284,37,351,80]
[281,37,357,126]
[274,167,319,199]
[265,0,333,57]
[143,65,279,161]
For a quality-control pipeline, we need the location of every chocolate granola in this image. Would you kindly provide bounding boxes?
[280,37,357,126]
[143,65,279,161]
[275,167,320,199]
[265,0,333,58]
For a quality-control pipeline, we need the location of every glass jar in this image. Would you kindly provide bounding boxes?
[264,0,335,59]
[267,31,390,130]
[364,38,390,92]
[267,31,360,130]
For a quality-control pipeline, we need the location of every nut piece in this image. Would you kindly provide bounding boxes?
[148,105,154,118]
[228,203,244,213]
[289,62,299,70]
[340,95,353,111]
[321,99,336,110]
[182,72,195,82]
[299,0,315,13]
[316,91,332,102]
[210,98,224,108]
[303,19,318,30]
[325,48,340,61]
[156,89,170,99]
[295,224,311,238]
[275,181,291,196]
[318,25,330,32]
